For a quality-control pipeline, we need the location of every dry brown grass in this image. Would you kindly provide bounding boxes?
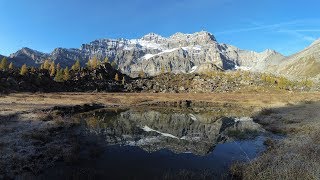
[232,102,320,180]
[1,92,320,114]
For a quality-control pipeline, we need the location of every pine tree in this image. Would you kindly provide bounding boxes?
[8,62,14,70]
[111,61,117,68]
[161,65,165,74]
[56,63,61,71]
[0,57,8,71]
[114,73,119,81]
[71,60,81,71]
[89,56,99,69]
[86,59,91,69]
[63,67,70,81]
[49,61,55,76]
[54,69,64,82]
[122,76,125,85]
[20,64,28,75]
[31,67,36,73]
[104,57,109,64]
[43,60,50,70]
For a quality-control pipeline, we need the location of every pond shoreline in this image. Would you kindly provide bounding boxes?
[0,92,320,179]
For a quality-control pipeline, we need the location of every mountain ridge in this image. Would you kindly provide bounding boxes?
[5,31,285,77]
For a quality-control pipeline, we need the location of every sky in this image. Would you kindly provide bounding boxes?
[1,0,320,56]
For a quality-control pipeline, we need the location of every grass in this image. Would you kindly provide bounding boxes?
[231,101,320,180]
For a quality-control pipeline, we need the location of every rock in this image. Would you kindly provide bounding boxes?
[8,31,284,78]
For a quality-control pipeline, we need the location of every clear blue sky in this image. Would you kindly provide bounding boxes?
[1,0,320,56]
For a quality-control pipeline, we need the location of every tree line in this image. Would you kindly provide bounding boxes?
[0,56,124,83]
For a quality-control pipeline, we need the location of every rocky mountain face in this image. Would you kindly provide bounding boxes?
[266,39,320,81]
[8,31,284,77]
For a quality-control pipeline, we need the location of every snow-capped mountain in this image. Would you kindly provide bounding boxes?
[8,31,284,77]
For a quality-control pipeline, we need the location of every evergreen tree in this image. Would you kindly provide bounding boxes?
[49,61,55,76]
[54,69,64,82]
[71,60,81,71]
[0,57,8,71]
[114,73,119,81]
[63,67,70,81]
[8,62,14,70]
[20,64,28,75]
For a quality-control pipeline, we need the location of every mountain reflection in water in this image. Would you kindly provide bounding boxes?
[82,108,264,155]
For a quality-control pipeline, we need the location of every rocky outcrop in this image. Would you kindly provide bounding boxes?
[8,31,284,77]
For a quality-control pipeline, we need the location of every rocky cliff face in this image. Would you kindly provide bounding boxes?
[8,31,284,77]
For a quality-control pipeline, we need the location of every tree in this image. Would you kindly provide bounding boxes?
[71,60,81,71]
[111,61,117,68]
[114,73,119,81]
[89,56,99,69]
[139,70,145,78]
[104,57,109,64]
[31,67,36,73]
[43,60,50,70]
[122,76,125,85]
[20,64,28,75]
[63,67,70,81]
[56,63,61,71]
[54,69,64,82]
[8,62,14,70]
[161,65,165,74]
[49,61,55,76]
[0,57,8,71]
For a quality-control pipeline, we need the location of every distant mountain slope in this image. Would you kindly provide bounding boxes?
[7,31,284,77]
[266,39,320,81]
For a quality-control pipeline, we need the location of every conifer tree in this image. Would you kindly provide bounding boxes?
[54,69,64,82]
[122,76,125,85]
[0,57,8,71]
[114,73,119,81]
[8,62,14,70]
[63,67,70,81]
[56,63,61,71]
[43,60,50,70]
[31,67,36,73]
[49,61,55,76]
[111,61,117,68]
[104,57,109,64]
[161,65,165,74]
[71,60,81,71]
[20,64,28,75]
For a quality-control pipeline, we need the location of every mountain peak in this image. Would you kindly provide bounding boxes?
[170,31,217,42]
[141,33,165,41]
